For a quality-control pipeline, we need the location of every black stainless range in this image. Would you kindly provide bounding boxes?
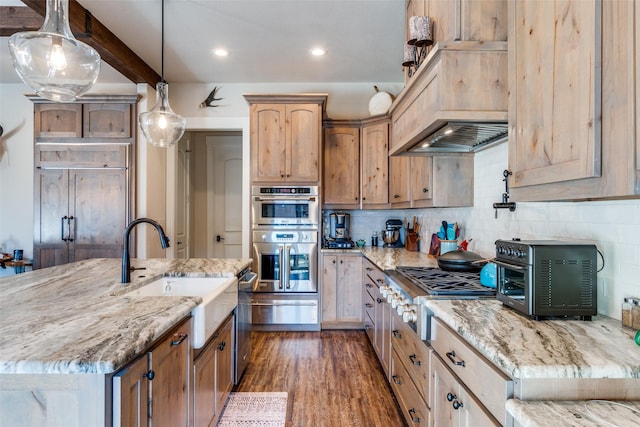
[384,266,496,340]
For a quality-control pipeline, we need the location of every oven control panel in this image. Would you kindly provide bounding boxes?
[254,231,317,243]
[495,239,531,264]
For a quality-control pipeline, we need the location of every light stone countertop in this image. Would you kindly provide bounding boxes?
[0,257,251,375]
[425,299,640,380]
[505,399,640,427]
[360,247,439,270]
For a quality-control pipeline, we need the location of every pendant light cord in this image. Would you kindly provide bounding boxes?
[161,0,165,83]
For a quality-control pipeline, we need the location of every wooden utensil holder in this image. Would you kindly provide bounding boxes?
[406,231,420,252]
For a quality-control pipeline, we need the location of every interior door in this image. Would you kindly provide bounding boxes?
[175,135,190,259]
[208,136,242,258]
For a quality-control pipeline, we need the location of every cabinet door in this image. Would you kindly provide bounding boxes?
[510,0,601,188]
[149,320,190,427]
[250,104,286,182]
[83,103,132,139]
[68,169,127,262]
[34,103,82,139]
[286,104,321,183]
[389,156,410,207]
[410,156,433,207]
[432,354,459,426]
[428,0,507,42]
[214,316,235,418]
[33,169,70,269]
[336,256,363,322]
[323,127,360,206]
[113,354,150,427]
[374,292,390,375]
[361,122,389,208]
[193,337,216,427]
[321,255,338,323]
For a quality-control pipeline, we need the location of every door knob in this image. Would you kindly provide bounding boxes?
[216,235,225,242]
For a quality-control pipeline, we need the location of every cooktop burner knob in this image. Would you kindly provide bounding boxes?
[386,292,397,303]
[391,296,405,309]
[402,307,418,323]
[379,285,390,297]
[396,303,408,316]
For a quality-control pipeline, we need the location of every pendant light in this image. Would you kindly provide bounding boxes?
[8,0,101,102]
[138,0,186,148]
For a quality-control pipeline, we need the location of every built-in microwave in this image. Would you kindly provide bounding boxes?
[251,186,319,228]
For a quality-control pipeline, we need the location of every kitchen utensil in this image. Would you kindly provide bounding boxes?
[437,250,487,272]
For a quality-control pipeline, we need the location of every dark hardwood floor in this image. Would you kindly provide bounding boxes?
[235,330,407,427]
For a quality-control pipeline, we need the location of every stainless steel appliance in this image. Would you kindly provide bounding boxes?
[382,219,404,248]
[329,212,351,240]
[384,266,495,340]
[252,230,317,292]
[494,239,597,320]
[251,229,319,330]
[235,268,256,384]
[251,185,319,228]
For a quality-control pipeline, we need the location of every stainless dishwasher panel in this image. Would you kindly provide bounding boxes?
[235,270,256,384]
[251,293,320,331]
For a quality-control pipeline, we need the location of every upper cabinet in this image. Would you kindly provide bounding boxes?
[390,0,508,155]
[509,0,639,201]
[245,94,327,184]
[323,115,390,209]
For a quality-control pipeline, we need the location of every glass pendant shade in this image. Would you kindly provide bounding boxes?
[139,82,186,147]
[8,0,100,102]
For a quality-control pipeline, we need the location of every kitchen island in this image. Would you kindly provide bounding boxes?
[0,257,251,426]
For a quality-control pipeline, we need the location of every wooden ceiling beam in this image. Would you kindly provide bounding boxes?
[6,1,160,86]
[0,6,42,35]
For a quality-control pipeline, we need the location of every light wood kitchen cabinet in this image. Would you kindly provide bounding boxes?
[321,254,363,328]
[33,168,127,269]
[389,156,411,208]
[323,115,389,209]
[31,95,136,270]
[245,94,327,184]
[193,314,235,427]
[114,317,190,427]
[362,259,391,377]
[509,0,639,201]
[431,353,499,427]
[390,155,474,208]
[323,125,360,207]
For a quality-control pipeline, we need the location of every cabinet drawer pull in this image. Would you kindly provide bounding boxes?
[409,354,421,366]
[143,369,155,380]
[452,400,464,410]
[408,408,421,423]
[447,392,456,402]
[392,329,401,339]
[446,350,465,367]
[365,283,373,288]
[376,298,384,304]
[218,341,226,351]
[366,267,372,271]
[365,303,374,308]
[392,375,401,385]
[170,333,187,346]
[376,278,384,284]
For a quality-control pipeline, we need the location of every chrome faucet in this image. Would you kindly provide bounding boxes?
[122,218,170,283]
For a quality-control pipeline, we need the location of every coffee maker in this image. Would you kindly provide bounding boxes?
[325,212,354,248]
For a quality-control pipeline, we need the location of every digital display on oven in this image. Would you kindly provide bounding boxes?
[261,203,310,219]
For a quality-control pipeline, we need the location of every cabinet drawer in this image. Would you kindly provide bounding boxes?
[364,311,374,343]
[390,348,431,427]
[431,318,512,425]
[363,288,375,320]
[363,259,385,288]
[391,311,431,405]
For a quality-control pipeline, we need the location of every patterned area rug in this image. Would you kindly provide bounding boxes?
[217,392,288,426]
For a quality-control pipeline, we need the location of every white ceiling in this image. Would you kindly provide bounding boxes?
[1,0,406,85]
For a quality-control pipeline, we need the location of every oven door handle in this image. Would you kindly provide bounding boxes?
[253,196,317,202]
[278,245,285,290]
[285,245,292,289]
[493,260,528,271]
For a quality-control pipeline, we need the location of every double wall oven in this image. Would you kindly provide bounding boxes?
[251,186,320,330]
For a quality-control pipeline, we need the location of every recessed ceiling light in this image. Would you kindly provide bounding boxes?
[310,48,327,56]
[213,49,229,57]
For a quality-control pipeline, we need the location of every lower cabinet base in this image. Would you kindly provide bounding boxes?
[390,348,431,427]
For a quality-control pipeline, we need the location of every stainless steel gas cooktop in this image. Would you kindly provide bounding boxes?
[390,266,495,297]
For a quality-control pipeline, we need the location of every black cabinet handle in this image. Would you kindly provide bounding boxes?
[170,333,187,346]
[447,392,456,402]
[409,354,421,366]
[392,375,401,385]
[452,400,464,410]
[144,370,155,380]
[376,298,383,304]
[408,408,421,423]
[423,187,428,193]
[218,341,226,351]
[392,330,401,339]
[393,194,400,198]
[67,216,74,242]
[446,350,466,367]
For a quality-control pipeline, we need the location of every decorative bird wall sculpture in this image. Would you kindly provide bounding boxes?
[199,86,223,108]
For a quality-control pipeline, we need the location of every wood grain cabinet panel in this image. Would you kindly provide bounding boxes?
[34,103,83,138]
[83,103,132,138]
[509,0,638,200]
[246,95,327,184]
[321,254,363,328]
[323,126,360,206]
[361,119,390,208]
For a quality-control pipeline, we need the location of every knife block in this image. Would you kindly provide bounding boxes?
[405,231,420,252]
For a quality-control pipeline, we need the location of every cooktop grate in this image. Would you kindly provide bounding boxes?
[394,266,494,296]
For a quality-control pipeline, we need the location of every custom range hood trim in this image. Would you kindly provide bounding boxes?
[389,41,508,156]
